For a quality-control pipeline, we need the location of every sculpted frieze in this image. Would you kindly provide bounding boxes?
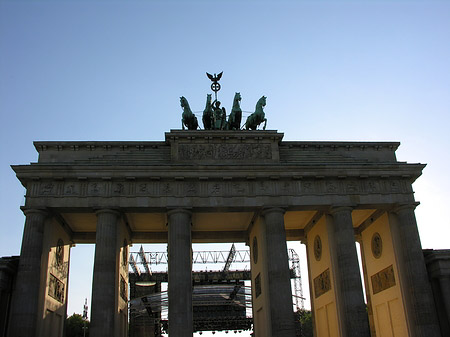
[112,182,126,195]
[301,181,316,194]
[345,181,360,194]
[178,143,272,161]
[136,182,157,196]
[365,180,380,193]
[31,177,411,200]
[231,182,249,195]
[40,182,56,196]
[208,182,226,196]
[184,181,199,196]
[255,181,273,195]
[325,181,339,194]
[277,181,296,195]
[64,182,81,196]
[88,182,105,196]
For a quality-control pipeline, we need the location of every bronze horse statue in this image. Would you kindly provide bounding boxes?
[202,94,213,130]
[245,96,267,130]
[227,92,242,130]
[180,96,198,130]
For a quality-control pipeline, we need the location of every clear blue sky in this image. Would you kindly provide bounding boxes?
[1,1,450,336]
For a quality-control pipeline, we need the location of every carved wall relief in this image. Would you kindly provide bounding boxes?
[48,274,65,303]
[112,182,125,195]
[178,143,272,161]
[88,182,105,196]
[371,232,383,259]
[371,265,396,295]
[55,239,64,266]
[32,177,411,200]
[301,181,314,194]
[252,237,258,264]
[255,273,262,298]
[208,182,224,196]
[40,182,55,195]
[120,275,128,302]
[64,182,80,196]
[314,235,322,261]
[314,268,331,298]
[366,180,380,193]
[345,180,360,194]
[325,181,338,193]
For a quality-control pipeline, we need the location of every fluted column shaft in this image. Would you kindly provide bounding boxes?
[439,277,450,328]
[90,209,120,337]
[8,209,47,337]
[389,204,441,337]
[328,206,370,337]
[167,209,192,336]
[261,207,296,336]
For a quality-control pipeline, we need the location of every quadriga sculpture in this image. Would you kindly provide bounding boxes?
[202,94,213,130]
[180,96,199,130]
[227,92,242,130]
[245,96,267,130]
[212,100,226,130]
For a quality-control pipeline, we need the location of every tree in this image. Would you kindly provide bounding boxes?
[298,309,313,337]
[65,313,89,337]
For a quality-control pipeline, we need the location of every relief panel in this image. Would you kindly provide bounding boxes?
[40,182,57,196]
[178,143,272,161]
[371,265,396,295]
[314,268,331,298]
[88,182,105,196]
[48,274,65,303]
[63,182,81,196]
[112,182,126,196]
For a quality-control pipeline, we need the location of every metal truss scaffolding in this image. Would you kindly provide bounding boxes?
[129,245,305,334]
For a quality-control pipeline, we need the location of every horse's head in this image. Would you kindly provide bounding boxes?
[180,96,187,107]
[234,92,242,102]
[258,96,266,107]
[206,94,212,102]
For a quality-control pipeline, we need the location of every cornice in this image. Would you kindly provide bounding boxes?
[11,162,426,180]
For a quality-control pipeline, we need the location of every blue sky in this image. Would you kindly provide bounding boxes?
[1,1,450,336]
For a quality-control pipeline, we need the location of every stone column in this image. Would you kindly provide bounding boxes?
[439,277,450,328]
[327,206,370,337]
[90,209,120,337]
[8,209,47,337]
[167,209,192,336]
[261,207,296,336]
[389,204,441,337]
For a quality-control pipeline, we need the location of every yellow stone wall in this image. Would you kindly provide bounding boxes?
[249,216,271,337]
[37,217,71,337]
[360,213,408,337]
[116,219,130,337]
[307,216,339,337]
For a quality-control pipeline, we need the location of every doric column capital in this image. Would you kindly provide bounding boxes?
[167,208,192,217]
[328,205,354,216]
[391,202,419,214]
[95,208,121,218]
[21,207,48,217]
[261,207,286,217]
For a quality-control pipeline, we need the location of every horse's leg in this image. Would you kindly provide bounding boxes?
[263,118,267,130]
[182,119,185,130]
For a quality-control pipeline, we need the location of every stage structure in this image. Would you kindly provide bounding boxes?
[128,245,303,335]
[5,73,444,337]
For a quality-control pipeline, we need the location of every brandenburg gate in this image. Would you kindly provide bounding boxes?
[7,129,441,337]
